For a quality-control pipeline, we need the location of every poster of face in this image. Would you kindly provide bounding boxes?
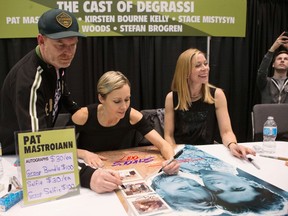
[148,145,288,215]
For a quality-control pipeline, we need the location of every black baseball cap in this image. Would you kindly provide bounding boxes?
[38,9,86,39]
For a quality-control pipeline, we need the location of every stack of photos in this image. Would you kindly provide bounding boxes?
[119,168,172,216]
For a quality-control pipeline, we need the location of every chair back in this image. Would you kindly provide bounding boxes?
[54,113,72,127]
[135,108,165,146]
[252,104,288,141]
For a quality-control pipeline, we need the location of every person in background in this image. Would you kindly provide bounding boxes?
[257,31,288,103]
[72,71,180,174]
[0,8,122,194]
[164,48,255,159]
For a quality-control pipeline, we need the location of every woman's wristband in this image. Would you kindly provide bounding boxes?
[227,142,237,150]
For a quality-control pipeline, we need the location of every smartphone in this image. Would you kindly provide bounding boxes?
[283,31,288,37]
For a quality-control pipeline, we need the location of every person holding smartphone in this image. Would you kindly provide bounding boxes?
[257,31,288,103]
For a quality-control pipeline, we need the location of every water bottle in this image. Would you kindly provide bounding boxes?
[262,116,277,153]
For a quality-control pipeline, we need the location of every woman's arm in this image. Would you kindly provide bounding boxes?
[130,107,179,174]
[130,106,175,159]
[215,88,255,158]
[144,130,180,174]
[77,148,106,168]
[145,129,175,159]
[164,92,177,145]
[215,88,237,147]
[71,107,88,125]
[73,107,107,167]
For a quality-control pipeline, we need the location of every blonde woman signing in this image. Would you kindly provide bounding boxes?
[164,48,256,159]
[72,71,180,193]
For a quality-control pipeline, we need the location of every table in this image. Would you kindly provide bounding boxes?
[98,141,288,191]
[0,156,128,216]
[1,141,288,215]
[198,141,288,192]
[90,141,288,215]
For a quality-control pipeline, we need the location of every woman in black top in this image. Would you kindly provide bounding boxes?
[73,71,180,192]
[164,48,255,159]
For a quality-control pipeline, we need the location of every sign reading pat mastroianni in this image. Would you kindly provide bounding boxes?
[16,127,80,206]
[0,0,246,38]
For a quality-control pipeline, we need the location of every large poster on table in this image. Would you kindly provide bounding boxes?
[0,0,246,38]
[147,145,288,215]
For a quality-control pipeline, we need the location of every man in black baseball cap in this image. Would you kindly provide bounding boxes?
[0,8,123,195]
[38,8,86,39]
[0,8,85,155]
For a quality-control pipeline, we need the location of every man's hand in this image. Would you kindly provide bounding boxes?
[269,31,288,52]
[90,168,123,193]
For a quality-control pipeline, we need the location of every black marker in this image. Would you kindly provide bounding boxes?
[247,157,260,170]
[7,177,12,192]
[158,149,184,173]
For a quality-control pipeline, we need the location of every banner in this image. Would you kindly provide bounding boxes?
[0,0,247,38]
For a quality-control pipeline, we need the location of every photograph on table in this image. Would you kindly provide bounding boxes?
[148,145,288,215]
[119,168,143,183]
[127,194,172,216]
[121,180,154,198]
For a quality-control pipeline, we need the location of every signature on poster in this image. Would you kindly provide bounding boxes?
[112,156,155,166]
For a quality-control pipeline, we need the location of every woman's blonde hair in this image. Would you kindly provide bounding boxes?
[171,48,215,111]
[97,71,130,98]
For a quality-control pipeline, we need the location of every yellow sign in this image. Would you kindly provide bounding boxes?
[16,127,80,206]
[0,0,247,38]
